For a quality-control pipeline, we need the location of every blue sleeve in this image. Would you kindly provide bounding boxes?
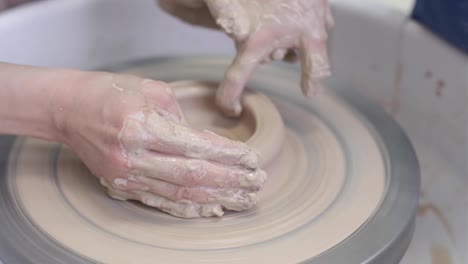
[412,0,468,54]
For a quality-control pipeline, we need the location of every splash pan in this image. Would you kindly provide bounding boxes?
[0,57,419,264]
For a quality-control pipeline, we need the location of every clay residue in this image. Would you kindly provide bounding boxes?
[431,243,452,264]
[418,202,454,241]
[425,70,433,79]
[390,62,403,115]
[435,80,445,98]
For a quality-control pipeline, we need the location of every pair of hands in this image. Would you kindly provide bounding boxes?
[63,0,332,218]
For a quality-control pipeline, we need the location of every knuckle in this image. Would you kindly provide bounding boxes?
[173,186,191,201]
[143,80,174,96]
[182,172,196,187]
[184,160,206,186]
[108,149,132,170]
[141,81,177,109]
[122,135,145,156]
[119,120,147,156]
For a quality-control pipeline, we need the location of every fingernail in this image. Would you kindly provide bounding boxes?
[301,79,311,97]
[222,101,242,117]
[215,88,242,117]
[239,149,260,169]
[306,83,317,97]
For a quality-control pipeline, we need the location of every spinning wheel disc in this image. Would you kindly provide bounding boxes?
[0,57,419,264]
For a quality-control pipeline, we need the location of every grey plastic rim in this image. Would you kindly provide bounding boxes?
[0,57,420,264]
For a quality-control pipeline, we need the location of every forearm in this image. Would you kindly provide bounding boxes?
[0,62,74,142]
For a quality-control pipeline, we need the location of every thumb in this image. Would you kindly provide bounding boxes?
[141,79,187,124]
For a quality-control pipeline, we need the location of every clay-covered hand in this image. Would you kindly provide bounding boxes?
[59,72,266,218]
[158,0,334,116]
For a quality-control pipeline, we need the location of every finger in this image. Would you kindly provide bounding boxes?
[325,1,334,30]
[106,186,224,218]
[298,34,330,97]
[216,41,266,116]
[137,191,224,218]
[141,79,186,122]
[144,112,260,168]
[99,177,148,192]
[135,175,257,211]
[131,152,266,190]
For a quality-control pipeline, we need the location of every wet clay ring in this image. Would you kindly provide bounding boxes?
[170,80,285,167]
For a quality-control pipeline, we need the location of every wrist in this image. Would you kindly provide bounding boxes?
[0,63,79,142]
[44,68,85,144]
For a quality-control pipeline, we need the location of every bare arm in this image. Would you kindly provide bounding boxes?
[0,62,74,141]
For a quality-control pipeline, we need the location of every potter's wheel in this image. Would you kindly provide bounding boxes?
[0,57,419,264]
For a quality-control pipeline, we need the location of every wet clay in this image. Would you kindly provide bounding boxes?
[10,81,385,263]
[431,243,453,264]
[418,203,454,241]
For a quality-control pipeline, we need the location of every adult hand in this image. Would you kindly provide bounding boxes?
[159,0,334,116]
[58,72,266,218]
